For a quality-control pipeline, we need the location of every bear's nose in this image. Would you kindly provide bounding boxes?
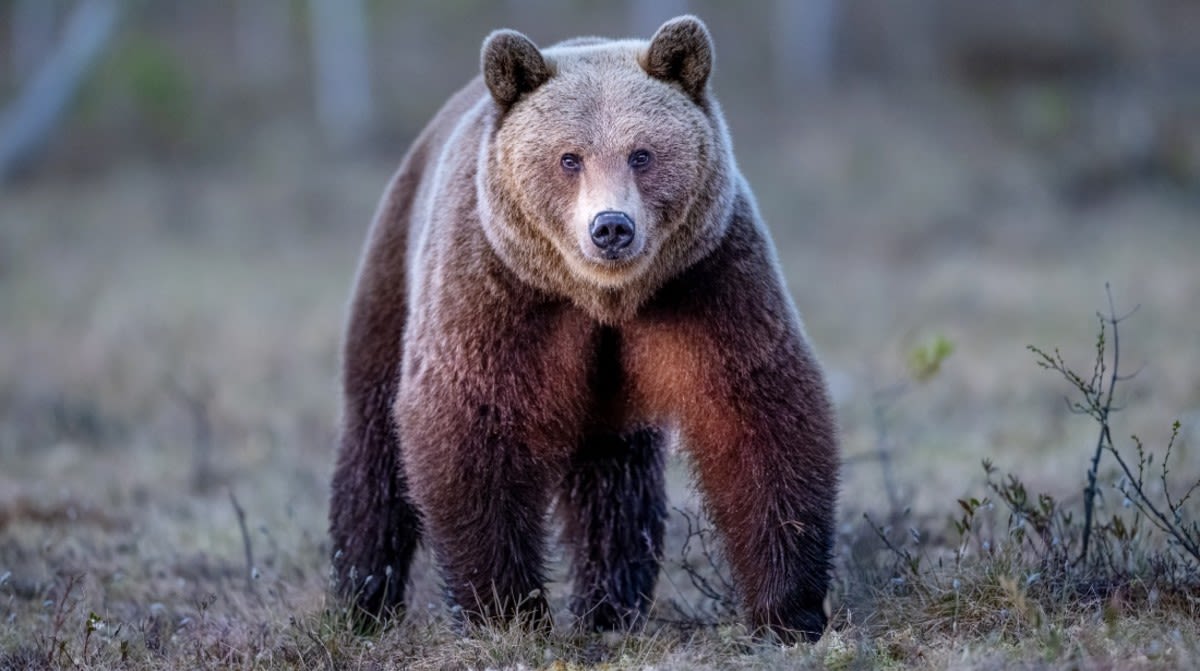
[589,211,636,253]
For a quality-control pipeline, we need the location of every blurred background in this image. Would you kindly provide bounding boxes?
[3,0,1200,188]
[1,0,1199,622]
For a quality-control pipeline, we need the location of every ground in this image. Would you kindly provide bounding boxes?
[2,89,1199,669]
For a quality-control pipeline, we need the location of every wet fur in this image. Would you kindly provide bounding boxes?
[329,16,839,643]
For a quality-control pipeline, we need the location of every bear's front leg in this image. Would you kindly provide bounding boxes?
[684,336,838,643]
[397,294,594,628]
[407,406,555,626]
[627,215,839,643]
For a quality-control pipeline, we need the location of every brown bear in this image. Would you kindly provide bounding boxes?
[328,15,839,643]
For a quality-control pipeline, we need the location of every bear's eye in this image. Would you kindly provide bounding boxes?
[560,153,582,173]
[628,149,653,170]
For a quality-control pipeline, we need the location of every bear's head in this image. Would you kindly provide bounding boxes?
[479,16,736,322]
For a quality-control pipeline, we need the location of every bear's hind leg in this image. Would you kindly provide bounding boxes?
[560,428,667,630]
[329,391,422,630]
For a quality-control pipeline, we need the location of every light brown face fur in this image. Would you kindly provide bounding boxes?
[496,47,709,287]
[479,22,736,323]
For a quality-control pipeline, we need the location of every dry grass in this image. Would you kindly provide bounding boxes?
[3,95,1200,669]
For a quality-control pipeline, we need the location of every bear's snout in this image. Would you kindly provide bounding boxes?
[589,211,636,257]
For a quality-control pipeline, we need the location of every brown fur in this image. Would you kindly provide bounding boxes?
[329,15,839,643]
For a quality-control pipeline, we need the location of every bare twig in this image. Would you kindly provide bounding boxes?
[1028,284,1129,565]
[229,489,256,593]
[863,512,924,577]
[1078,285,1143,564]
[1105,436,1200,562]
[665,507,737,625]
[870,383,907,515]
[292,616,336,670]
[42,572,82,668]
[1030,285,1198,566]
[165,374,216,492]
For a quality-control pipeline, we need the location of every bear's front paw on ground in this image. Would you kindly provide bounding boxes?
[328,14,839,643]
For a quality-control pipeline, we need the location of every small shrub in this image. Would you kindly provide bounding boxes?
[859,286,1200,646]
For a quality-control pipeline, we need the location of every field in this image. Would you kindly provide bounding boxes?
[2,86,1199,669]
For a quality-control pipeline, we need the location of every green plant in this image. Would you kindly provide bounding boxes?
[1028,284,1200,568]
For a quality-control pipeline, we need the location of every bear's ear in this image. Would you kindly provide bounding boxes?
[481,29,550,110]
[641,15,714,102]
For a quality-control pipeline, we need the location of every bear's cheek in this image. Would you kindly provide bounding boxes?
[635,158,700,238]
[540,170,583,243]
[501,151,577,235]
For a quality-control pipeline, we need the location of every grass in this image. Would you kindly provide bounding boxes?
[3,100,1200,669]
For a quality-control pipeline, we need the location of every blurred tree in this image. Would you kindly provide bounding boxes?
[772,0,839,91]
[630,0,688,37]
[307,0,374,149]
[0,0,120,182]
[235,0,292,87]
[11,0,57,80]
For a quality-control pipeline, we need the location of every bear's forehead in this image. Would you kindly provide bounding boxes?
[530,45,692,113]
[542,70,663,108]
[543,42,662,95]
[517,73,696,149]
[544,39,645,69]
[498,41,707,151]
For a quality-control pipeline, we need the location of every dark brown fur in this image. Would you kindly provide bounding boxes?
[329,15,839,643]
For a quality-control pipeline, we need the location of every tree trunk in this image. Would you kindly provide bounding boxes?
[307,0,374,149]
[630,0,689,37]
[0,0,121,183]
[11,0,58,80]
[772,0,839,91]
[235,0,292,86]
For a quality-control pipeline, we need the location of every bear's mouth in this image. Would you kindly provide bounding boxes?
[575,238,646,267]
[584,246,644,267]
[564,246,653,289]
